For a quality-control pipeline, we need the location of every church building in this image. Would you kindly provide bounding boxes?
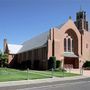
[4,10,90,70]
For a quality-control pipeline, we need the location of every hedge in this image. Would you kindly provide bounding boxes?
[83,61,90,68]
[56,60,61,68]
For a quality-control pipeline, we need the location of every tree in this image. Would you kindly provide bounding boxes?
[0,50,8,67]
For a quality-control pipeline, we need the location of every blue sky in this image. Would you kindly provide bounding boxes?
[0,0,90,50]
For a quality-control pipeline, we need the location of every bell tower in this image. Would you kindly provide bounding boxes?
[75,10,88,32]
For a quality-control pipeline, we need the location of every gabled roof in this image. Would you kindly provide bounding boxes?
[8,44,23,54]
[8,19,79,54]
[18,31,49,53]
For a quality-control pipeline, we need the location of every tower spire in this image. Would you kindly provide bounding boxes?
[80,5,82,11]
[80,0,82,11]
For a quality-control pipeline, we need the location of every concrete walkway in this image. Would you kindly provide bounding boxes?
[68,69,90,76]
[0,75,89,87]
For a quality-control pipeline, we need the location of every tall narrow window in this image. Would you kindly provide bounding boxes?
[72,39,74,52]
[68,38,71,52]
[64,38,66,51]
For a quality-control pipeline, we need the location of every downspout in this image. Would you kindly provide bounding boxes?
[52,28,55,56]
[81,30,84,55]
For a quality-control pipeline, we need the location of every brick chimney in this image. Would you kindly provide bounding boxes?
[3,39,8,53]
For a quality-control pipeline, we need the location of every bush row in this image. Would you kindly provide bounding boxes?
[48,56,61,69]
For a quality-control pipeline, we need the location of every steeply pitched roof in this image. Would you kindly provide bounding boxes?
[8,44,23,54]
[18,31,49,53]
[7,19,77,54]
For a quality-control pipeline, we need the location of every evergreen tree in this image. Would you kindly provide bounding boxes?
[0,50,8,67]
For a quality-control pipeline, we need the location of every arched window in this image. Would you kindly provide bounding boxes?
[65,29,78,55]
[64,36,73,52]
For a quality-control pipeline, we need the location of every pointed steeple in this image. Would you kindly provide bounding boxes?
[69,16,72,19]
[80,4,82,12]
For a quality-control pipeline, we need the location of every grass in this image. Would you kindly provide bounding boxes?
[0,68,79,82]
[29,70,79,77]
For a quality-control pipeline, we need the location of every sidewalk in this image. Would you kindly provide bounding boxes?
[0,75,89,87]
[69,69,90,76]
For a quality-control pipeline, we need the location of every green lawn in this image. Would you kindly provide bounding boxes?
[0,68,79,82]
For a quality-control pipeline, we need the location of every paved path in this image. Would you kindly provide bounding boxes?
[70,69,90,76]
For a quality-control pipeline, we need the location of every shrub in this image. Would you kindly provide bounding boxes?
[83,61,90,68]
[56,60,61,68]
[48,56,56,69]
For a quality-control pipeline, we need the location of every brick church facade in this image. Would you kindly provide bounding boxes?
[4,10,90,70]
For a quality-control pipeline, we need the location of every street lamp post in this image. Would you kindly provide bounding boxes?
[27,68,29,80]
[62,66,64,77]
[59,56,64,77]
[80,67,83,75]
[79,60,84,75]
[51,68,54,78]
[61,57,64,77]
